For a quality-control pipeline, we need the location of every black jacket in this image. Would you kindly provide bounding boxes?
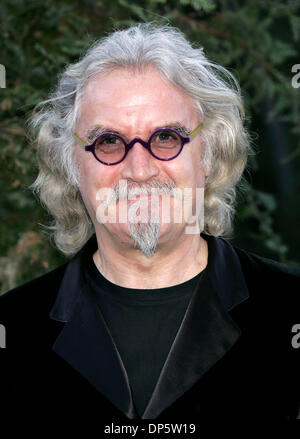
[0,234,299,420]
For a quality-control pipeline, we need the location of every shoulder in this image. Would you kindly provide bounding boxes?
[232,244,300,314]
[0,263,68,325]
[0,235,96,326]
[233,244,300,281]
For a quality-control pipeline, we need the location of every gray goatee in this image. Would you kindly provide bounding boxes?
[117,179,177,257]
[128,221,161,257]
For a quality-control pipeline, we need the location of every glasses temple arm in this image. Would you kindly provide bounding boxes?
[73,133,86,147]
[189,123,203,140]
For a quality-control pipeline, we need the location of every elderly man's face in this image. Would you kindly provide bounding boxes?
[75,67,208,256]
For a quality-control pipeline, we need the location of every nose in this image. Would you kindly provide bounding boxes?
[120,140,160,182]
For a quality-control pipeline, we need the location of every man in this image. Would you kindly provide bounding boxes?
[0,23,299,420]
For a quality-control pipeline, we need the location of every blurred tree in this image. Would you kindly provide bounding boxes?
[0,0,299,293]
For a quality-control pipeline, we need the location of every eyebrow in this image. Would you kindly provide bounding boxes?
[86,126,122,142]
[85,123,190,143]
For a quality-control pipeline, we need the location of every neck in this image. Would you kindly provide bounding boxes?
[93,231,208,289]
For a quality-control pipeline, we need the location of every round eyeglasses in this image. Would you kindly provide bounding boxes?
[73,123,203,166]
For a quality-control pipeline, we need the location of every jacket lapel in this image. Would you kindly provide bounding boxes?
[50,254,138,419]
[142,273,241,418]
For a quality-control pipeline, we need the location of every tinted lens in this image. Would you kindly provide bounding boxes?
[150,129,182,159]
[94,133,126,164]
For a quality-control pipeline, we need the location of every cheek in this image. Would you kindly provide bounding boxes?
[75,147,121,201]
[76,148,101,187]
[162,155,198,188]
[188,142,206,187]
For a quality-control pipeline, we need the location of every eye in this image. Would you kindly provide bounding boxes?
[151,129,180,151]
[98,134,120,145]
[94,134,124,151]
[156,130,176,142]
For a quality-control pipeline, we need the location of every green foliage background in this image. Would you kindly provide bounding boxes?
[1,0,300,293]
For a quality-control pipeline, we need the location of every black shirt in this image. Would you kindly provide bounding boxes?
[85,255,206,416]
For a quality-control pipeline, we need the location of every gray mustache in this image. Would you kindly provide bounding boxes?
[109,180,179,203]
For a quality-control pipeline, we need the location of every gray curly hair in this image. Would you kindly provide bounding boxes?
[30,23,251,255]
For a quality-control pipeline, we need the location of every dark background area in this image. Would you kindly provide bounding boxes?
[0,0,299,293]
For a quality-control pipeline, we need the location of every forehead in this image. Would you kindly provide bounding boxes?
[78,67,198,131]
